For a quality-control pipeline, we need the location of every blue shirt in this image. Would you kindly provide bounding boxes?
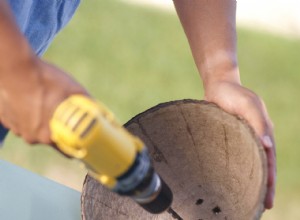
[8,0,80,56]
[0,0,80,144]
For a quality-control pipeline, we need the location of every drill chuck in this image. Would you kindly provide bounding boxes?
[114,149,173,213]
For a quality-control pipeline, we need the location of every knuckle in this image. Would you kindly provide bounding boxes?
[243,92,261,107]
[37,123,52,145]
[21,125,52,145]
[23,135,38,145]
[39,131,52,145]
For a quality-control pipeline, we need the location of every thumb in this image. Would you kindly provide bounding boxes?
[235,96,276,209]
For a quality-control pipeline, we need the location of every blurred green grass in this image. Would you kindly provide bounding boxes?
[1,0,300,219]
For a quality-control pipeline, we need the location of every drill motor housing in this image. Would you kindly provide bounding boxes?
[50,95,172,213]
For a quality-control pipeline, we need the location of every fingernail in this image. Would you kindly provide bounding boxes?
[262,135,273,148]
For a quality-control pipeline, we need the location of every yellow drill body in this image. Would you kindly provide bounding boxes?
[50,95,144,188]
[50,95,172,213]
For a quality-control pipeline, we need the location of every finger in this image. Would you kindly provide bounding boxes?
[263,141,276,209]
[1,116,20,136]
[235,95,276,209]
[241,96,272,139]
[50,142,72,159]
[260,126,276,209]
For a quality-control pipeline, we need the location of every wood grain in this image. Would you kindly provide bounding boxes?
[81,100,267,220]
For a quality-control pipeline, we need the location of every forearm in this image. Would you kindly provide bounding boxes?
[173,0,240,88]
[0,1,36,82]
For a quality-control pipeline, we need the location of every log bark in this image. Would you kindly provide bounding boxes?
[81,100,267,220]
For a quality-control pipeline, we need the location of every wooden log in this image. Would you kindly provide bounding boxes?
[81,100,267,220]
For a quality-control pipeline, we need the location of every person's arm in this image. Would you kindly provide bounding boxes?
[0,1,88,144]
[173,0,276,209]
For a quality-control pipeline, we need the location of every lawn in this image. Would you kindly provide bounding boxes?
[1,0,300,219]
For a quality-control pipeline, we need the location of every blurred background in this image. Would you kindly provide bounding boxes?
[1,0,300,219]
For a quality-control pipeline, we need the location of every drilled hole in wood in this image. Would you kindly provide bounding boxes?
[195,199,204,205]
[212,206,221,215]
[167,208,183,220]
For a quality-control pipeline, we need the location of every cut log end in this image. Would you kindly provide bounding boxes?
[81,100,267,220]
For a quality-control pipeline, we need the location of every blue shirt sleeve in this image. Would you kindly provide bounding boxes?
[0,0,80,144]
[8,0,80,56]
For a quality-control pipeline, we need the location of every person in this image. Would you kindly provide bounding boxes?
[0,0,275,210]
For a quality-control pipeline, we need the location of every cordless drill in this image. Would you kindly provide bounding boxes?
[50,95,172,213]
